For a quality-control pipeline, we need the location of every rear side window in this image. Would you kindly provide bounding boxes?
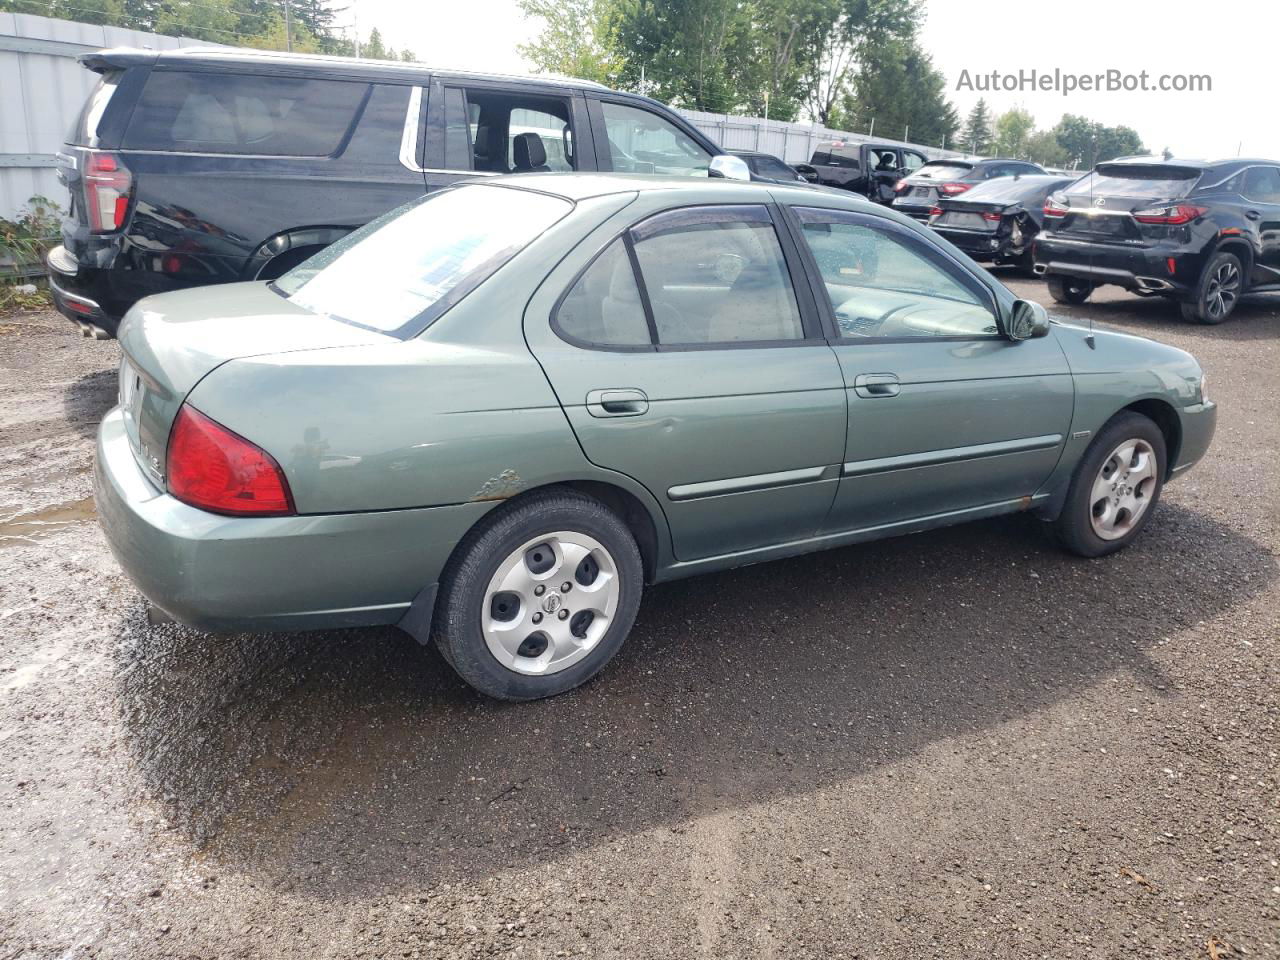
[66,70,121,146]
[1242,166,1280,203]
[555,240,651,346]
[123,72,367,156]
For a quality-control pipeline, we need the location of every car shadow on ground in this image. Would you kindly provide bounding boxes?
[111,502,1274,900]
[62,368,117,437]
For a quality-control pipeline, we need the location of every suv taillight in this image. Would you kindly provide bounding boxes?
[83,150,132,233]
[167,405,295,516]
[939,182,971,195]
[1043,196,1069,219]
[1132,204,1208,225]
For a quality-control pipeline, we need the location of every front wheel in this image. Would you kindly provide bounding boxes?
[1047,275,1094,305]
[434,489,643,701]
[1054,412,1167,558]
[1181,251,1243,324]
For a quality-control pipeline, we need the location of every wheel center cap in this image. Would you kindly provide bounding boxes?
[542,593,562,614]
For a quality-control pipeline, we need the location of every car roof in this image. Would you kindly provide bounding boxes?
[1096,155,1278,173]
[467,172,878,208]
[81,45,608,90]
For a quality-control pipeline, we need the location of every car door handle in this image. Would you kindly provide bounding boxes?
[586,388,649,417]
[1245,209,1262,221]
[853,373,900,398]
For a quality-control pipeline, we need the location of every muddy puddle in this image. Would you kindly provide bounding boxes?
[0,497,97,547]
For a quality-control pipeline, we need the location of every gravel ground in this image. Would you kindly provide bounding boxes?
[0,279,1277,959]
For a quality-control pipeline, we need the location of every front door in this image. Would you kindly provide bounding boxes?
[787,206,1075,532]
[1241,164,1280,286]
[526,203,847,560]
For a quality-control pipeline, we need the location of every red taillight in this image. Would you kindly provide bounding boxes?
[929,206,943,217]
[939,182,971,195]
[1043,197,1069,219]
[982,211,1003,222]
[167,405,295,517]
[84,150,133,233]
[1132,204,1208,225]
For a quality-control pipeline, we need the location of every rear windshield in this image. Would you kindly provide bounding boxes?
[957,175,1066,203]
[1067,165,1200,199]
[275,185,572,337]
[123,71,368,156]
[811,144,859,168]
[913,162,972,180]
[66,70,121,146]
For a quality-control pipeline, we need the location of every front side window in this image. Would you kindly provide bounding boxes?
[124,72,367,156]
[277,185,571,337]
[797,211,997,340]
[600,101,710,177]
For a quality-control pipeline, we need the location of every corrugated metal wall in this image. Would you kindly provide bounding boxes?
[0,12,216,221]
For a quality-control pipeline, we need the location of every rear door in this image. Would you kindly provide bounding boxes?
[524,203,847,561]
[788,205,1074,531]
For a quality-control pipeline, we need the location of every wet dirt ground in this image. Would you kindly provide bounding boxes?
[0,279,1277,959]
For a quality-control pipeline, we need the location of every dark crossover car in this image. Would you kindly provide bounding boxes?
[729,150,809,185]
[45,46,739,338]
[893,158,1047,222]
[1034,157,1280,323]
[795,141,929,203]
[96,176,1214,700]
[929,174,1078,269]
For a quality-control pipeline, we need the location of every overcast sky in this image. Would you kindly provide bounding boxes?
[352,0,1275,161]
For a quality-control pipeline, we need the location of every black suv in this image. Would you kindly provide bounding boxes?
[1034,157,1280,323]
[47,47,735,337]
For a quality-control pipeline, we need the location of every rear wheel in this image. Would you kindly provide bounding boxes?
[1180,251,1243,324]
[434,489,643,701]
[1054,412,1167,558]
[1047,275,1094,305]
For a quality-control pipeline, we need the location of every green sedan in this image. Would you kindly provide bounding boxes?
[95,174,1216,701]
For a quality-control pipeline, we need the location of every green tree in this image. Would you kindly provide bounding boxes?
[155,0,239,43]
[1026,129,1069,168]
[799,0,917,127]
[518,0,625,86]
[362,25,387,59]
[991,106,1035,159]
[0,0,124,24]
[959,98,993,154]
[1052,114,1145,168]
[836,35,957,146]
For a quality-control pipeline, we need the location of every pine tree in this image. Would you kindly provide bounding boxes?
[960,98,993,154]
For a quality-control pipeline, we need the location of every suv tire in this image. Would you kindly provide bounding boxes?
[1047,275,1094,305]
[1181,251,1244,324]
[434,489,643,701]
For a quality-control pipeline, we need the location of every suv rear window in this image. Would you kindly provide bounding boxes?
[275,184,571,337]
[66,70,121,146]
[1068,165,1200,200]
[123,72,368,156]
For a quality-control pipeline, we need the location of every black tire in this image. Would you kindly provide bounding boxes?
[1046,275,1094,305]
[1054,412,1167,558]
[433,488,643,701]
[1180,251,1244,325]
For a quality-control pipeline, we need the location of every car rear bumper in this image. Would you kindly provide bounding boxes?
[932,226,1005,260]
[1034,236,1199,296]
[892,199,933,222]
[46,245,121,337]
[94,406,493,636]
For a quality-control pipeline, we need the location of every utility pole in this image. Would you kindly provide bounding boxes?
[763,90,770,121]
[283,0,293,51]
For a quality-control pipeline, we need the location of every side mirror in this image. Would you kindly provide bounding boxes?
[708,154,752,182]
[1006,299,1051,341]
[794,163,819,183]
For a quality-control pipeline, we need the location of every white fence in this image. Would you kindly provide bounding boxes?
[0,12,961,222]
[678,108,962,166]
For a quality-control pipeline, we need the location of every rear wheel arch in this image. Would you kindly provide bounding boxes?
[243,226,353,280]
[1207,236,1254,284]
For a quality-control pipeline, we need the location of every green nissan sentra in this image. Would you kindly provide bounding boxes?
[96,174,1216,700]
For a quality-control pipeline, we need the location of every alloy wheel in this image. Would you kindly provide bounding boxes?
[1089,438,1158,541]
[1204,260,1240,320]
[482,531,620,675]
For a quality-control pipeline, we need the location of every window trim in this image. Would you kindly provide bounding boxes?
[782,205,1007,345]
[549,202,826,353]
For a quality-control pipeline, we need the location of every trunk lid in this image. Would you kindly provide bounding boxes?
[116,282,390,487]
[934,201,1009,232]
